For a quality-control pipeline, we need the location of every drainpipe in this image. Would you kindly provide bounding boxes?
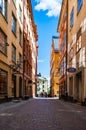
[65,0,68,95]
[66,0,68,92]
[23,0,24,98]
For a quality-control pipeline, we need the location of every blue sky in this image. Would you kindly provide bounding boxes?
[31,0,62,81]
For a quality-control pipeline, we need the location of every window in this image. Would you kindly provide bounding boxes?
[0,0,7,19]
[19,5,22,22]
[0,70,7,96]
[19,53,22,61]
[19,53,22,66]
[43,81,44,84]
[12,44,16,62]
[70,7,74,27]
[69,47,74,61]
[19,28,22,45]
[12,13,16,35]
[77,0,82,13]
[0,28,7,55]
[76,28,82,52]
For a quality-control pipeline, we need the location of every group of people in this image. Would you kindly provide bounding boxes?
[40,92,47,97]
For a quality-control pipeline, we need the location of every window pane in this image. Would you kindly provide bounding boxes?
[19,29,22,45]
[70,8,74,27]
[19,5,22,22]
[78,0,82,13]
[0,29,7,55]
[12,14,16,34]
[0,0,7,19]
[12,44,16,62]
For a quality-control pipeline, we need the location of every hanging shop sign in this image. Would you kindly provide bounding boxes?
[67,67,76,73]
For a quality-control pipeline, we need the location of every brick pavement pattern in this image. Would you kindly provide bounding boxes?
[0,98,86,130]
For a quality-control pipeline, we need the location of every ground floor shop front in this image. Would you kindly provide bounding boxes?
[68,67,86,102]
[0,60,23,101]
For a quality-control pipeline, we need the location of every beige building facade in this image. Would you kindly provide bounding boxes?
[0,0,23,99]
[67,0,86,102]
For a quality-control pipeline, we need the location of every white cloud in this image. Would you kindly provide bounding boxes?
[37,59,45,63]
[34,0,62,17]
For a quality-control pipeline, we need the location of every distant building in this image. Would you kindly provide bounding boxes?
[50,36,60,97]
[37,74,48,97]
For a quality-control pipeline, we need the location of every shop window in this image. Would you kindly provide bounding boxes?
[77,0,82,13]
[0,28,7,55]
[70,7,74,28]
[0,0,7,19]
[0,69,7,96]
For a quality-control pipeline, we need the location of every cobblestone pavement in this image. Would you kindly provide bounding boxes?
[0,98,86,130]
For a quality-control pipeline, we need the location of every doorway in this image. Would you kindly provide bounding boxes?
[69,77,73,96]
[12,75,16,98]
[76,72,82,101]
[19,77,22,98]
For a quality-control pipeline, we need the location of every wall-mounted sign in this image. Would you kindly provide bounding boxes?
[67,67,76,73]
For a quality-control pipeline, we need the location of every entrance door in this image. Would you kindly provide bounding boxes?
[12,75,16,98]
[76,72,82,101]
[69,77,73,96]
[19,77,22,98]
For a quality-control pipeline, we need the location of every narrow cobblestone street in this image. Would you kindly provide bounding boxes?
[0,98,86,130]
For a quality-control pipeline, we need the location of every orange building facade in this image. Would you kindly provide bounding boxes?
[57,0,67,97]
[50,36,59,97]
